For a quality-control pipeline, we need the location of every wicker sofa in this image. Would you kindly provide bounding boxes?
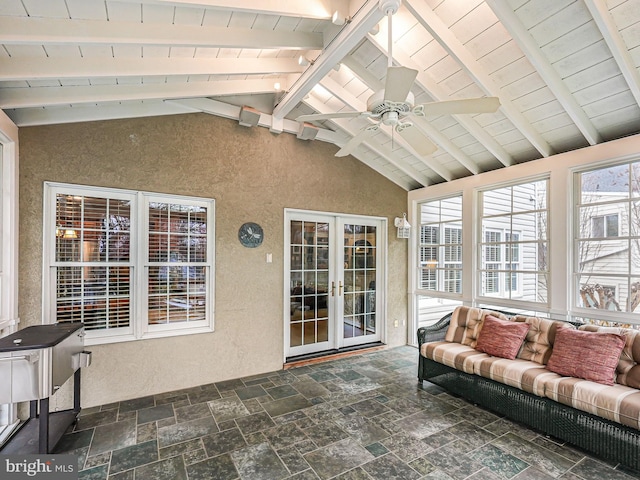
[417,306,640,472]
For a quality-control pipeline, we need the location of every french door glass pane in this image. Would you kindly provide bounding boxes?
[289,220,330,347]
[343,224,376,339]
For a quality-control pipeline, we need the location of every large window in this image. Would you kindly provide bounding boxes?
[409,139,640,344]
[575,162,640,314]
[479,179,548,306]
[418,196,462,294]
[415,196,463,327]
[45,183,214,344]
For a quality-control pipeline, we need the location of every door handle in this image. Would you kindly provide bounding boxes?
[339,281,343,296]
[331,281,335,296]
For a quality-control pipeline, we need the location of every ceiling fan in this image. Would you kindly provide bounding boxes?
[296,1,500,158]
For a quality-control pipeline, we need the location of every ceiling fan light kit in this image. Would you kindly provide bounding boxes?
[296,0,501,159]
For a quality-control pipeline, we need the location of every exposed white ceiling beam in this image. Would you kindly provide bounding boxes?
[272,0,386,122]
[0,17,323,50]
[319,75,452,180]
[0,78,289,109]
[5,100,200,127]
[354,40,513,167]
[170,97,416,190]
[405,0,553,158]
[486,0,602,146]
[0,57,302,82]
[304,94,432,186]
[115,0,337,19]
[167,97,341,143]
[583,0,640,109]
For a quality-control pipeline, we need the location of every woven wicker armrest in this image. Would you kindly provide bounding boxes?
[417,312,452,347]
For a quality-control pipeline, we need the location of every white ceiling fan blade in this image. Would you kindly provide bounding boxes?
[415,97,500,117]
[397,124,437,156]
[384,66,418,103]
[296,111,366,122]
[335,126,378,157]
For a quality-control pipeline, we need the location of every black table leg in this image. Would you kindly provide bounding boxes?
[74,368,81,414]
[39,397,49,454]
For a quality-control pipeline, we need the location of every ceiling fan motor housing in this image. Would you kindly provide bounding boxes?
[367,89,415,117]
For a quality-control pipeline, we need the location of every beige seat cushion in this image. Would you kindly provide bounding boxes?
[544,376,640,430]
[421,341,488,375]
[473,356,557,397]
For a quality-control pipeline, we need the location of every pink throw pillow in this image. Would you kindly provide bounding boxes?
[475,315,530,359]
[546,328,625,385]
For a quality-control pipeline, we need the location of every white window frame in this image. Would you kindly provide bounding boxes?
[141,193,213,339]
[573,160,640,318]
[416,195,463,298]
[477,178,548,308]
[43,183,215,345]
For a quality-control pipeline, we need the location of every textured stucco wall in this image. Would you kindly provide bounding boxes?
[18,113,408,408]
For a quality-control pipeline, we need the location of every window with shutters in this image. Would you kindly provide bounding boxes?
[45,183,214,345]
[417,196,463,295]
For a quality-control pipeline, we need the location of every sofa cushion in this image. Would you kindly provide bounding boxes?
[473,356,556,396]
[421,341,488,374]
[546,328,625,386]
[544,376,640,430]
[444,306,509,348]
[513,315,571,365]
[475,315,530,359]
[579,325,640,389]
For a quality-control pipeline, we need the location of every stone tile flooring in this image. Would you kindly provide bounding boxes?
[55,346,639,479]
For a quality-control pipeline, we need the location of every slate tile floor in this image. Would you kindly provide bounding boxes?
[55,346,638,480]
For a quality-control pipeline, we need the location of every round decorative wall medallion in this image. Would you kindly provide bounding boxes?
[238,222,264,248]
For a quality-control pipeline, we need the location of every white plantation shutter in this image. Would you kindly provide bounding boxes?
[53,193,133,332]
[147,202,208,326]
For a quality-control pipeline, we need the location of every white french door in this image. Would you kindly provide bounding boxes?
[285,210,386,358]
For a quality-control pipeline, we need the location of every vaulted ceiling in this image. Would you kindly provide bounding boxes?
[1,0,640,190]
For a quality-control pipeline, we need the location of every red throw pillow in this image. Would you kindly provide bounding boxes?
[546,328,625,385]
[475,315,530,359]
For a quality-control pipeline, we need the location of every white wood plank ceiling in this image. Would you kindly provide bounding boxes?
[1,0,640,190]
